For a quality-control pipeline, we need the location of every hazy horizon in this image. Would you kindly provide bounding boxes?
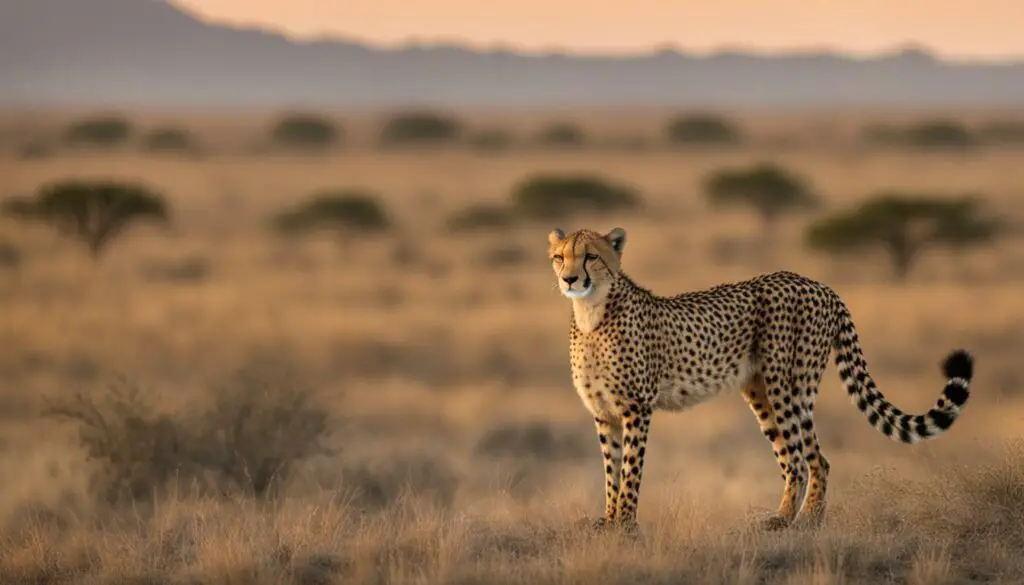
[176,0,1024,59]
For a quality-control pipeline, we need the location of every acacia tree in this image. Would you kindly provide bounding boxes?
[703,162,818,255]
[272,189,391,255]
[805,192,1003,282]
[269,114,342,151]
[2,180,170,259]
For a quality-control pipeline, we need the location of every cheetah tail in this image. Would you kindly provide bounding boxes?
[832,303,973,444]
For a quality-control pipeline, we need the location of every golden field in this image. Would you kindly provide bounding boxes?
[2,109,1024,584]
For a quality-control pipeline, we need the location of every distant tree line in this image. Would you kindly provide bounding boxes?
[860,119,1024,150]
[2,164,1007,283]
[17,112,1024,159]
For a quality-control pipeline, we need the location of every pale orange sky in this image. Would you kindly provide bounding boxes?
[174,0,1024,59]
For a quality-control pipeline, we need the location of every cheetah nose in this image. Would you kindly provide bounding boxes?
[562,275,579,286]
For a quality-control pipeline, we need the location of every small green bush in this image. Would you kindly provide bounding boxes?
[273,190,390,235]
[904,120,978,149]
[142,127,201,154]
[510,174,641,221]
[2,179,170,258]
[445,203,517,233]
[379,111,463,146]
[860,120,979,150]
[535,122,586,147]
[270,113,342,150]
[665,114,743,146]
[63,115,133,148]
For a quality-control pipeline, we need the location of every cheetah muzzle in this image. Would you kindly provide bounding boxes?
[547,226,974,530]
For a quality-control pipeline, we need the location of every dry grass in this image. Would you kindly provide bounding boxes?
[2,108,1024,584]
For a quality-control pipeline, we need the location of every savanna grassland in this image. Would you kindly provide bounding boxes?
[2,108,1024,584]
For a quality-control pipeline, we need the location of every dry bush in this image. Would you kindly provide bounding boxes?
[42,374,333,504]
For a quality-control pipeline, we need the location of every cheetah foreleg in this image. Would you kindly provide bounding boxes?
[614,404,653,528]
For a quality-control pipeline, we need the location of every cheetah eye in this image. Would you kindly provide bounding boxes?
[585,253,598,261]
[552,254,564,263]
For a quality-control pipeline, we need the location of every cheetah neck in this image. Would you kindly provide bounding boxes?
[570,276,636,334]
[571,297,606,333]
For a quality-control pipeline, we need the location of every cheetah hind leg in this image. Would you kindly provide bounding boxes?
[742,375,803,531]
[791,350,832,529]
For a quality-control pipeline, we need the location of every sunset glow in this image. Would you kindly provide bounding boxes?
[175,0,1024,59]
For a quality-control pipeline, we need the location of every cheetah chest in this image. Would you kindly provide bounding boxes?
[570,344,629,420]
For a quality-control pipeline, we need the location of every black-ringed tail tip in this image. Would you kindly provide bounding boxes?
[941,349,974,407]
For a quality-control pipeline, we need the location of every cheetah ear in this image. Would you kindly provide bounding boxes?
[548,228,566,246]
[605,227,626,255]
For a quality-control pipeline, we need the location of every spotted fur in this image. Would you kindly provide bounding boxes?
[547,227,974,530]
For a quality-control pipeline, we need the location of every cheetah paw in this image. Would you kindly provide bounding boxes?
[575,517,613,532]
[760,515,792,532]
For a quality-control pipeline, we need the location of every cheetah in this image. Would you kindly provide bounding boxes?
[547,226,973,530]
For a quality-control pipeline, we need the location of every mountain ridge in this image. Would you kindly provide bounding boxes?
[3,0,1023,107]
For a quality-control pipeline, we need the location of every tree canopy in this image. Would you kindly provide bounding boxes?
[3,180,170,258]
[806,192,1003,280]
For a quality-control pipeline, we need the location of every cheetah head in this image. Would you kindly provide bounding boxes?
[547,227,626,301]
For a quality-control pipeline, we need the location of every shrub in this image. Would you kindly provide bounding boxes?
[273,190,391,236]
[2,179,170,259]
[535,122,586,147]
[444,204,517,233]
[379,111,462,147]
[63,115,133,148]
[198,369,333,498]
[806,192,1004,281]
[42,374,332,504]
[904,120,978,150]
[142,127,201,155]
[665,113,743,146]
[510,174,641,221]
[704,162,818,252]
[269,113,342,150]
